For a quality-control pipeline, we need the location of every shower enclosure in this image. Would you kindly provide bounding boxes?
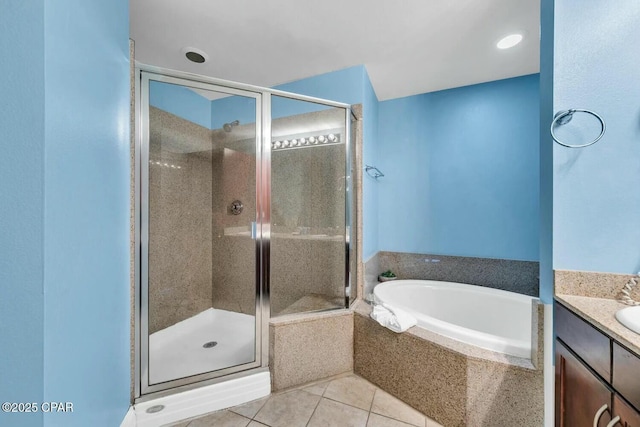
[135,67,355,399]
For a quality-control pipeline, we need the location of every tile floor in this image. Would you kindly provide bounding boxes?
[164,374,443,427]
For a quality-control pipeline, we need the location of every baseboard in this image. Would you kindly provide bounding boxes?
[133,371,271,427]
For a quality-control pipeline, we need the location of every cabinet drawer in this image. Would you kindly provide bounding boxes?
[555,303,611,381]
[613,395,640,427]
[613,343,640,412]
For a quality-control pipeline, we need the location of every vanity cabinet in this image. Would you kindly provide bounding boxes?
[555,302,640,427]
[614,396,640,427]
[555,340,612,426]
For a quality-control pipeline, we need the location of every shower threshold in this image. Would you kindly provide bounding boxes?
[149,308,255,385]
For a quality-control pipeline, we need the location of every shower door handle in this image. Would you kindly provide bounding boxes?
[251,221,257,240]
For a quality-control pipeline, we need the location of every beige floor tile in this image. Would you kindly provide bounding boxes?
[307,398,369,427]
[323,375,377,411]
[370,389,425,427]
[367,413,415,427]
[229,396,270,419]
[425,418,444,427]
[253,389,321,427]
[186,410,251,427]
[302,380,331,396]
[165,375,447,427]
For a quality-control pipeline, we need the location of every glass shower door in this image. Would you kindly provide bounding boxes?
[269,95,350,316]
[140,72,263,395]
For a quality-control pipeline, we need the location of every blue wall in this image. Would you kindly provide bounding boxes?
[150,80,212,128]
[0,2,45,426]
[553,1,640,273]
[377,89,431,255]
[362,69,380,260]
[42,0,131,426]
[210,65,367,129]
[210,94,257,131]
[0,2,131,426]
[274,66,365,107]
[378,75,540,261]
[539,0,554,303]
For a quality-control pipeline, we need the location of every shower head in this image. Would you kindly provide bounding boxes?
[223,120,240,132]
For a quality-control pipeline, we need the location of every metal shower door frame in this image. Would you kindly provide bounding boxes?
[137,69,266,399]
[134,65,352,401]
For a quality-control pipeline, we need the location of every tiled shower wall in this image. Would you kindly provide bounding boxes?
[364,251,539,298]
[148,107,214,334]
[270,143,346,316]
[210,132,257,316]
[209,114,348,317]
[148,106,351,332]
[209,140,347,317]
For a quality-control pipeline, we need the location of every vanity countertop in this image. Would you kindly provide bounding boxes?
[555,293,640,356]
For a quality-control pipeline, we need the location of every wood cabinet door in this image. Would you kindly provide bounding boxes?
[556,340,612,427]
[613,395,640,427]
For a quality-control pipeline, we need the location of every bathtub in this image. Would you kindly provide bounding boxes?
[373,279,535,358]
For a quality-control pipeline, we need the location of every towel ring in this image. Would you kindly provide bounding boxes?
[551,109,606,148]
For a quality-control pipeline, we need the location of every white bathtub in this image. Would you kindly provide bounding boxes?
[373,279,535,358]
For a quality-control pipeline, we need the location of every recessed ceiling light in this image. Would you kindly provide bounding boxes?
[497,34,523,49]
[181,47,208,64]
[186,51,205,63]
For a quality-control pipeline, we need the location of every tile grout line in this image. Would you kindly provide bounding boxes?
[322,394,374,412]
[364,407,372,426]
[327,374,378,412]
[313,375,422,426]
[176,375,428,427]
[365,388,377,426]
[304,376,348,427]
[248,396,270,421]
[304,393,324,427]
[304,379,333,426]
[368,388,376,412]
[366,379,429,427]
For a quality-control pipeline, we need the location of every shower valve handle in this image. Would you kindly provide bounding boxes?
[230,200,243,215]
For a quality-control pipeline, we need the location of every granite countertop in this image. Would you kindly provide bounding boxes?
[555,294,640,356]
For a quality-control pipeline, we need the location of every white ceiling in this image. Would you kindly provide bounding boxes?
[130,0,540,101]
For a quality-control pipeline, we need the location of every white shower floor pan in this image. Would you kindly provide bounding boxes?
[149,308,256,385]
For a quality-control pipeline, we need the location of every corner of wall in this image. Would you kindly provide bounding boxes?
[539,2,555,426]
[361,66,380,260]
[539,0,554,305]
